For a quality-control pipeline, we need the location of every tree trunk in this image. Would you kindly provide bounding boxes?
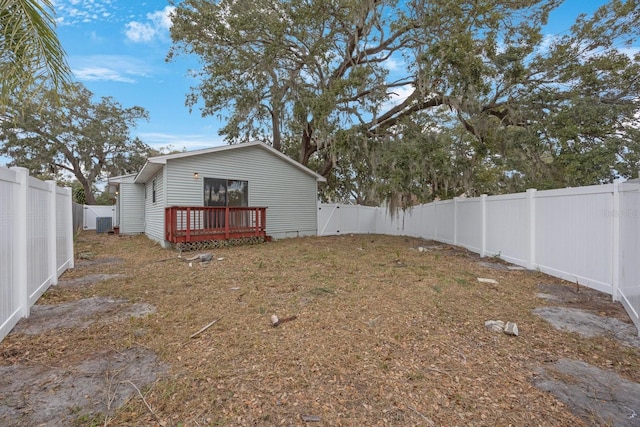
[79,178,97,205]
[299,122,315,166]
[271,108,281,152]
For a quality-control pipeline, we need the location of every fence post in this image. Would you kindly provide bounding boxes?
[64,187,74,269]
[11,167,29,317]
[47,181,58,285]
[612,182,620,301]
[434,201,438,241]
[480,194,487,257]
[453,197,458,245]
[526,189,537,270]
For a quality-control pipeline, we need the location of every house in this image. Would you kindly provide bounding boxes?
[109,141,326,248]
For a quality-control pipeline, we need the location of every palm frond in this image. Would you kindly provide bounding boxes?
[0,0,72,106]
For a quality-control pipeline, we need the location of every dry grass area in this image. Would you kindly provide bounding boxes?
[2,231,640,426]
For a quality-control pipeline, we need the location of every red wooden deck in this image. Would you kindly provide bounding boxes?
[165,206,267,244]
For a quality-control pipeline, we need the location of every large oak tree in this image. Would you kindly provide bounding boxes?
[169,0,640,203]
[0,83,151,204]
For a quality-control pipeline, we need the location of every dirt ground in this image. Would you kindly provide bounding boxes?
[1,232,640,426]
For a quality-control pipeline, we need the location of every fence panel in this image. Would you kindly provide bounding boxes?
[27,178,53,305]
[484,193,530,266]
[0,167,74,343]
[339,205,367,234]
[421,203,437,240]
[72,202,84,233]
[397,205,427,239]
[357,206,378,234]
[456,198,483,253]
[434,200,455,244]
[0,168,21,341]
[618,184,640,332]
[534,185,614,294]
[375,209,393,235]
[57,187,74,275]
[374,208,401,236]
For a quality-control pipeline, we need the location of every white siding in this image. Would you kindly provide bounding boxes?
[145,171,166,243]
[117,176,145,234]
[164,145,319,240]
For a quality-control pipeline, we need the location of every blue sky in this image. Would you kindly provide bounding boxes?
[53,1,220,153]
[48,0,617,155]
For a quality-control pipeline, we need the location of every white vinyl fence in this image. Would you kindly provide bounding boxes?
[0,167,74,342]
[318,183,640,335]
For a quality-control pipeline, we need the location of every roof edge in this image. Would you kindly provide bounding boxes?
[136,141,326,183]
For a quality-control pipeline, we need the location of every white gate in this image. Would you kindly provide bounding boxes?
[83,205,115,230]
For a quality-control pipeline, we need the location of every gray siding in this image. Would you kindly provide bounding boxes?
[118,176,145,234]
[144,170,165,243]
[165,145,319,239]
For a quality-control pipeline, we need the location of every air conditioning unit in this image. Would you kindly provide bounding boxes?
[96,217,113,233]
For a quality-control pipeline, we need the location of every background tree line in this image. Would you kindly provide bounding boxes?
[2,0,639,207]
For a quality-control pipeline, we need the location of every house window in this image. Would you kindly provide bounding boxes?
[152,179,156,203]
[204,178,248,207]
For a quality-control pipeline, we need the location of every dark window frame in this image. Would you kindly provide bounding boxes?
[203,177,248,207]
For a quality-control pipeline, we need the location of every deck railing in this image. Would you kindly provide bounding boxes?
[165,206,267,243]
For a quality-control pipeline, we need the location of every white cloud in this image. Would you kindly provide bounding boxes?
[89,31,103,42]
[618,46,640,60]
[384,57,403,72]
[149,7,174,31]
[125,6,175,43]
[73,66,135,83]
[382,85,414,111]
[53,0,115,26]
[70,55,152,83]
[124,21,157,43]
[536,34,560,55]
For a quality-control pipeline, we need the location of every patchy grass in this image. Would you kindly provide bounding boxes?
[2,232,640,426]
